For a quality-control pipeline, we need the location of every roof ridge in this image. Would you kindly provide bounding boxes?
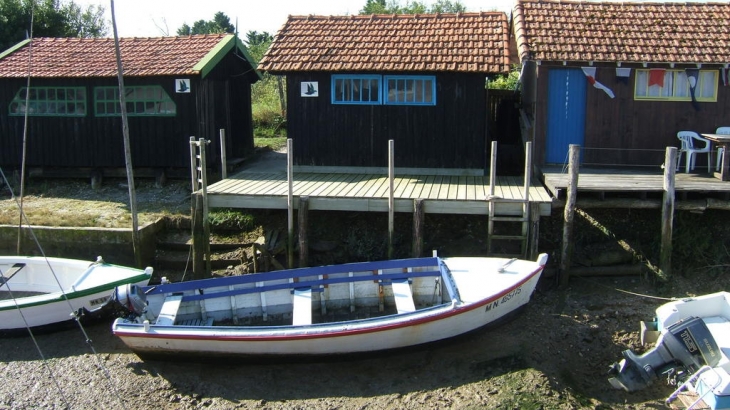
[286,12,504,22]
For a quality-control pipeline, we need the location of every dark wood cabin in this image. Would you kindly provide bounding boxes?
[513,0,730,168]
[0,34,260,180]
[258,13,513,174]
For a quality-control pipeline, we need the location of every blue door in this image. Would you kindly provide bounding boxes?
[546,68,586,164]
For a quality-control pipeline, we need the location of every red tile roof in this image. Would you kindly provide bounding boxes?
[259,13,511,74]
[0,34,234,78]
[513,0,730,65]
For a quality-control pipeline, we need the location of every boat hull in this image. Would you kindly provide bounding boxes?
[0,256,152,335]
[113,255,546,358]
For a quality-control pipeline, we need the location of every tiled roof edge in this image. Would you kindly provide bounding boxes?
[512,1,530,63]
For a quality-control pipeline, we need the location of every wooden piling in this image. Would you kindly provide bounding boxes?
[559,144,580,287]
[388,139,395,259]
[287,138,294,268]
[412,198,425,257]
[298,196,309,268]
[658,147,677,281]
[192,193,206,279]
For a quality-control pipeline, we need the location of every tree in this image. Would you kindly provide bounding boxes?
[0,0,107,52]
[360,0,465,14]
[177,11,235,36]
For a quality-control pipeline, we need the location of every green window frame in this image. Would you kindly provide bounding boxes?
[94,85,176,116]
[634,69,718,102]
[9,87,86,117]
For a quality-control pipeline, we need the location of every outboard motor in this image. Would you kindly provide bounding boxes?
[112,284,148,317]
[609,316,721,392]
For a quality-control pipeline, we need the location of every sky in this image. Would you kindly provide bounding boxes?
[75,0,516,38]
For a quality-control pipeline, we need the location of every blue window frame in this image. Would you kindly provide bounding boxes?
[332,75,381,105]
[331,74,437,106]
[384,75,436,105]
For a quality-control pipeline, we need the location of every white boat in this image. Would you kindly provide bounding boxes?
[0,256,153,335]
[608,291,730,409]
[112,253,548,359]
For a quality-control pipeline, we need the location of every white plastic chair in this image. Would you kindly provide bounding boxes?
[715,127,730,171]
[676,131,712,173]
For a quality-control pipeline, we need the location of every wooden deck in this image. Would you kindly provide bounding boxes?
[542,166,730,201]
[205,156,553,217]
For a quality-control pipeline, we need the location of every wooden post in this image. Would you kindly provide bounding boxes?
[192,193,205,279]
[287,138,294,268]
[559,144,580,287]
[189,137,211,277]
[659,147,677,281]
[412,198,424,257]
[220,129,227,179]
[298,196,309,268]
[528,202,541,260]
[199,139,211,276]
[388,139,395,259]
[522,141,533,258]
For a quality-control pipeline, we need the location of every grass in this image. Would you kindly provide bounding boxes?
[254,136,287,151]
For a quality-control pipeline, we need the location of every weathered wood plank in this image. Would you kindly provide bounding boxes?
[205,169,556,217]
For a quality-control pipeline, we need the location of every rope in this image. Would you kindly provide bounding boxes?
[572,275,677,302]
[1,168,129,410]
[0,267,72,409]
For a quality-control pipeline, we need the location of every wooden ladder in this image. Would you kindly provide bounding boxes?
[486,141,534,259]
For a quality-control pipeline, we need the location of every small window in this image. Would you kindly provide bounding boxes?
[94,85,176,116]
[332,75,381,105]
[384,75,436,105]
[635,69,717,102]
[9,87,86,117]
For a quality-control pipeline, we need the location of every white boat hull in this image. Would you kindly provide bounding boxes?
[0,256,153,334]
[113,255,547,358]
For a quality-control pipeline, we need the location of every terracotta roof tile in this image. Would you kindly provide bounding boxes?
[259,12,510,74]
[513,0,730,64]
[0,34,229,78]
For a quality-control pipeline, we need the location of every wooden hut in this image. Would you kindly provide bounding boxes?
[513,0,730,168]
[258,13,513,175]
[0,34,261,181]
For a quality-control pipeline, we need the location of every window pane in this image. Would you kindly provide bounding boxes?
[699,71,716,99]
[674,72,689,98]
[635,71,648,97]
[8,87,85,116]
[383,76,436,105]
[331,75,382,105]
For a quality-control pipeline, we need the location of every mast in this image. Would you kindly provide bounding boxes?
[110,0,141,267]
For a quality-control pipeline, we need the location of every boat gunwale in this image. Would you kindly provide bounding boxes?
[142,256,442,296]
[0,270,152,311]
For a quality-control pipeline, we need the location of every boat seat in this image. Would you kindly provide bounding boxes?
[292,288,312,326]
[0,263,25,286]
[156,295,183,326]
[392,279,416,314]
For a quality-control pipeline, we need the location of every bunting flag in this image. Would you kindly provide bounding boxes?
[722,68,730,86]
[581,67,615,98]
[616,68,631,84]
[685,68,700,111]
[649,69,666,87]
